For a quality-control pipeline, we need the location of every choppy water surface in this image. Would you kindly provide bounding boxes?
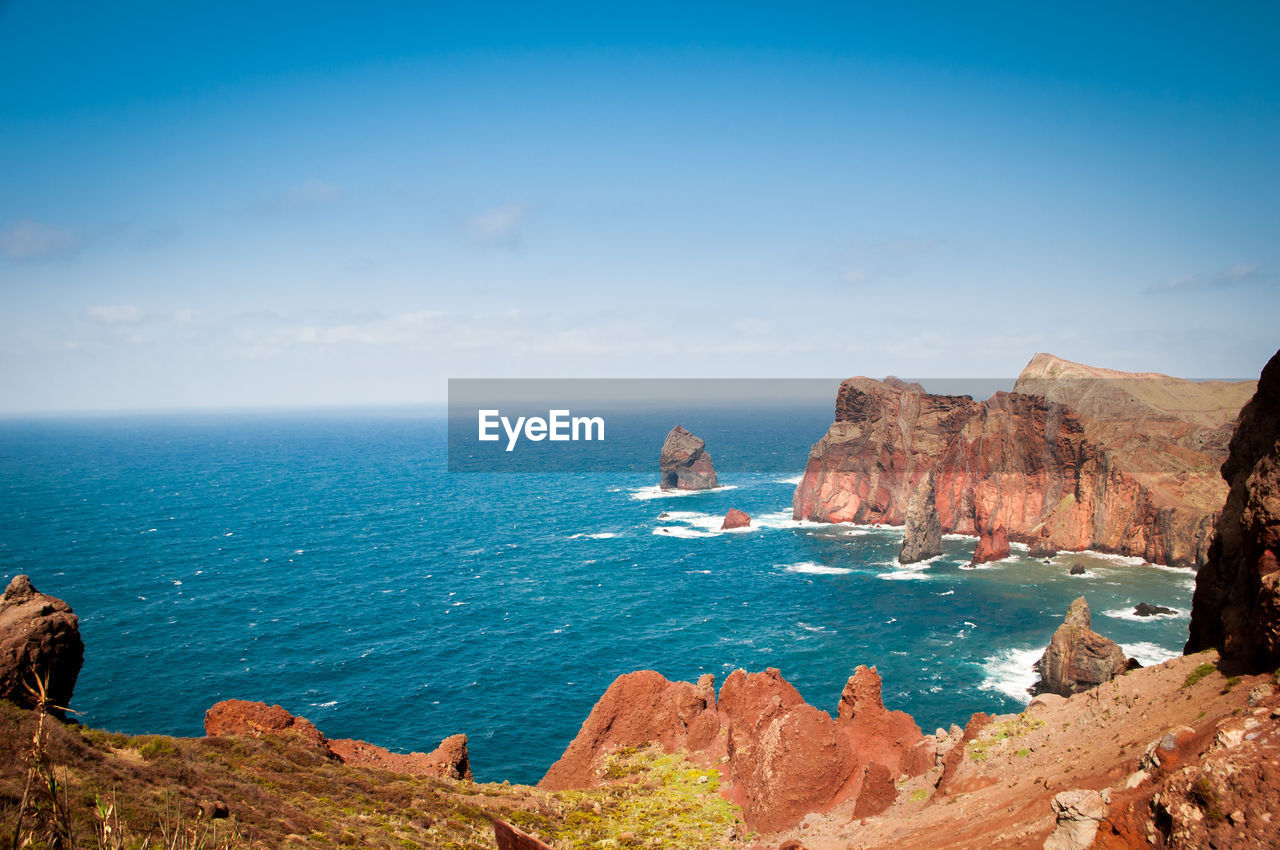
[0,413,1194,783]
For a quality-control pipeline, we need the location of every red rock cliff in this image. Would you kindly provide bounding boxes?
[792,354,1255,567]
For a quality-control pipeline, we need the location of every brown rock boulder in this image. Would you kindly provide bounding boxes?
[969,525,1010,567]
[899,471,942,564]
[1033,597,1128,696]
[204,699,334,757]
[539,670,719,790]
[1187,348,1280,671]
[721,509,752,530]
[329,733,472,780]
[0,575,84,717]
[659,425,718,490]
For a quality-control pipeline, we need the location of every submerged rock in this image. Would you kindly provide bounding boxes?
[658,425,718,491]
[721,508,751,530]
[0,575,84,717]
[899,471,942,565]
[1032,597,1128,696]
[1069,563,1087,576]
[1134,602,1177,617]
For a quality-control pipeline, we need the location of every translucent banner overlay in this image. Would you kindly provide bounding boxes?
[447,378,1015,473]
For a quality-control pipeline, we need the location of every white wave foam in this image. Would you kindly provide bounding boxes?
[936,589,955,596]
[783,561,853,576]
[629,484,738,501]
[978,647,1043,703]
[1067,570,1099,579]
[879,565,932,581]
[570,532,621,540]
[1103,605,1187,622]
[775,474,804,485]
[1123,641,1182,666]
[797,621,828,633]
[1071,549,1150,567]
[653,526,717,539]
[943,532,978,541]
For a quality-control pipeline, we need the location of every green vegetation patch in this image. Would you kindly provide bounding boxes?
[1183,662,1217,689]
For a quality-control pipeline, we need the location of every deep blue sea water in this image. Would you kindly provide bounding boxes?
[0,411,1196,784]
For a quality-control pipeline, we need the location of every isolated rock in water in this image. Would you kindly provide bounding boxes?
[0,575,84,717]
[1033,597,1128,696]
[1134,602,1176,617]
[204,699,334,757]
[330,733,472,780]
[969,525,1010,566]
[1044,789,1107,850]
[1187,348,1280,671]
[721,508,751,530]
[1029,532,1058,558]
[899,471,943,564]
[659,425,718,490]
[1069,563,1087,576]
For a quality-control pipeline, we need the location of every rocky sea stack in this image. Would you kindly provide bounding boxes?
[658,425,718,490]
[0,574,83,717]
[1032,596,1127,696]
[899,470,942,565]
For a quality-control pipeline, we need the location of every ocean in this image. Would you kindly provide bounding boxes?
[0,410,1195,784]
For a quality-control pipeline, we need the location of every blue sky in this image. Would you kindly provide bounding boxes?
[1,2,1277,411]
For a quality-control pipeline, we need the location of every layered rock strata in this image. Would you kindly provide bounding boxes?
[792,354,1254,567]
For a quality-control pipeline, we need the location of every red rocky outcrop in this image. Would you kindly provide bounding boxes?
[969,525,1010,567]
[792,354,1254,567]
[721,509,752,530]
[659,425,718,490]
[205,699,471,779]
[1187,348,1280,670]
[540,666,930,833]
[0,575,84,717]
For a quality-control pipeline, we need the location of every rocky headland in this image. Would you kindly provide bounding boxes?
[792,353,1255,567]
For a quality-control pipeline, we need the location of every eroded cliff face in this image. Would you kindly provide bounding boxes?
[792,354,1253,567]
[1186,348,1280,669]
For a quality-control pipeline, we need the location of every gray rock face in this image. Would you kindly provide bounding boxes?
[0,575,84,716]
[1044,789,1107,850]
[899,471,943,564]
[658,425,718,491]
[1032,597,1128,697]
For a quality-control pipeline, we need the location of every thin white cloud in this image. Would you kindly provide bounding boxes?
[1,220,79,260]
[87,305,146,324]
[284,178,342,207]
[468,203,527,247]
[1144,262,1268,294]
